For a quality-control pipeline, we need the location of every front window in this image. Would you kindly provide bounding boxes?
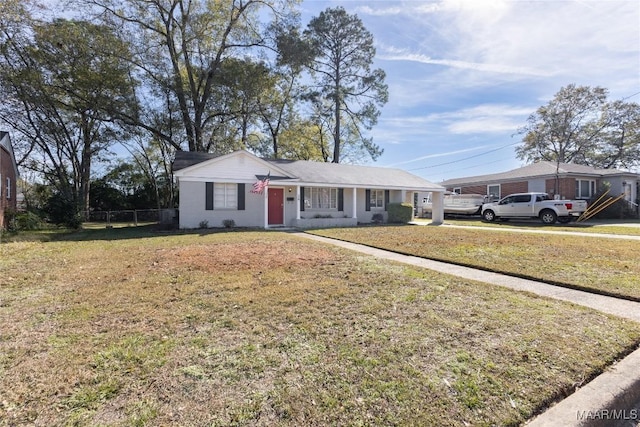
[370,189,384,209]
[214,183,237,209]
[305,187,337,209]
[575,180,595,199]
[487,184,500,202]
[5,177,10,199]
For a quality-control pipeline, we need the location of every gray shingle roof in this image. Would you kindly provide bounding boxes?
[269,158,440,190]
[173,151,442,191]
[441,161,632,186]
[172,151,217,171]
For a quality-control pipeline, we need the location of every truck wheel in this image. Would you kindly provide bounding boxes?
[483,210,496,222]
[540,210,557,225]
[557,217,571,224]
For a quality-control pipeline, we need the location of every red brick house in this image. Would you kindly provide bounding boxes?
[0,131,19,229]
[441,161,639,208]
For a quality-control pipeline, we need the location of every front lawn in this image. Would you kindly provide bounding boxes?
[1,228,639,426]
[309,225,640,301]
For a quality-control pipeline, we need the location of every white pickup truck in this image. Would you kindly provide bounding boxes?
[481,192,588,224]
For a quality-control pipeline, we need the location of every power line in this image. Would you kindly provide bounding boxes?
[621,91,640,101]
[421,156,516,182]
[406,90,639,174]
[407,140,520,171]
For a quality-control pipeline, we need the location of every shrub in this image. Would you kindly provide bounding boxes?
[371,213,384,224]
[387,203,413,223]
[10,211,46,231]
[588,191,638,219]
[198,220,209,229]
[222,219,235,228]
[44,191,82,228]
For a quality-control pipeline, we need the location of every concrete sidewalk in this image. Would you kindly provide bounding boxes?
[416,222,640,241]
[294,232,640,427]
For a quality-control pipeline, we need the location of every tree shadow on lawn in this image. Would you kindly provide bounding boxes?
[2,224,263,243]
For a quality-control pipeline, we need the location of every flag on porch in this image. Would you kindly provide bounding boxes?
[250,171,270,194]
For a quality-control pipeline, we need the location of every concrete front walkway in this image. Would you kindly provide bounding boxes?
[294,231,640,427]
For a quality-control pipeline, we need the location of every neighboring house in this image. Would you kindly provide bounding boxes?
[441,161,639,208]
[0,132,19,229]
[173,150,446,229]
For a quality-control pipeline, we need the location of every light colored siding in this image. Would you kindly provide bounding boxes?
[281,186,298,226]
[179,181,265,228]
[181,152,272,181]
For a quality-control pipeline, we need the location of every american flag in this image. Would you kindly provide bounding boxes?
[250,172,270,194]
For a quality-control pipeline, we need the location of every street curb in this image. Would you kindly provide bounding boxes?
[525,347,640,427]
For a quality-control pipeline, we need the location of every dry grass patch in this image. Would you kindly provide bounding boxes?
[1,228,639,426]
[310,225,640,300]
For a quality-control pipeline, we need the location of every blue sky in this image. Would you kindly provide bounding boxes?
[299,0,640,183]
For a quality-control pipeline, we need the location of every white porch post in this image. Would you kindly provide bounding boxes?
[430,191,445,225]
[352,187,357,218]
[296,186,301,220]
[263,189,269,229]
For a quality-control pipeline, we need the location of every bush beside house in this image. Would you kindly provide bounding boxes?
[387,203,413,223]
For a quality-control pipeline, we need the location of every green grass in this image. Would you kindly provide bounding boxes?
[1,227,639,426]
[309,224,640,301]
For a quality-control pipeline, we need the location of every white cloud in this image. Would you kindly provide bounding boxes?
[363,0,639,88]
[434,104,533,134]
[384,145,494,167]
[378,104,532,138]
[304,0,639,179]
[379,48,553,77]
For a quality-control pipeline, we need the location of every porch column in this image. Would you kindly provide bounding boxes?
[430,191,444,225]
[263,189,269,229]
[296,186,301,220]
[352,187,357,219]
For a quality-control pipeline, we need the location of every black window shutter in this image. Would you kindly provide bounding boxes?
[385,190,390,211]
[338,188,344,211]
[206,182,214,210]
[300,187,305,211]
[365,189,371,211]
[237,183,245,210]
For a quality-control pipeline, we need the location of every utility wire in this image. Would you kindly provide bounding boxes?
[407,90,639,173]
[408,140,520,171]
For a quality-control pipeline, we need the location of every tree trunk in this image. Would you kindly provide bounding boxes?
[333,68,341,163]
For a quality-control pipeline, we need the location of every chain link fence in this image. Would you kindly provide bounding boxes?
[83,209,178,227]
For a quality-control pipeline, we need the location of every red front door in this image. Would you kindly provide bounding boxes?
[268,188,284,225]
